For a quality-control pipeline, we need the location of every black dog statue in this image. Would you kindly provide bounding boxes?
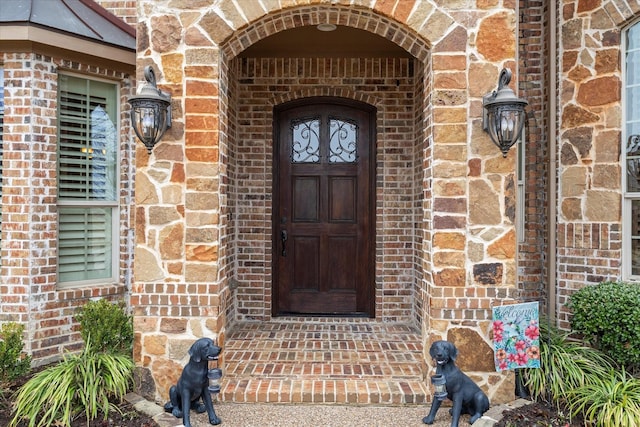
[423,340,490,426]
[164,337,222,427]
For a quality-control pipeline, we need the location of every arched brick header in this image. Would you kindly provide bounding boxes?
[599,0,640,26]
[270,87,381,108]
[217,5,433,61]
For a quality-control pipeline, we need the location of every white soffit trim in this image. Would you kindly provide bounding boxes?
[0,24,135,66]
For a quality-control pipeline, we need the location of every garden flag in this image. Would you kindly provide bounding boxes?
[492,302,540,372]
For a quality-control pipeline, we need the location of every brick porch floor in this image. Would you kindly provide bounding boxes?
[219,318,429,405]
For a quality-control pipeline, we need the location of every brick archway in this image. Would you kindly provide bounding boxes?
[218,5,432,61]
[215,5,432,324]
[270,87,381,108]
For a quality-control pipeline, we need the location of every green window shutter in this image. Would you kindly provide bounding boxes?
[57,74,118,284]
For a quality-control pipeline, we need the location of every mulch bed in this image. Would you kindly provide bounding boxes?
[495,400,585,427]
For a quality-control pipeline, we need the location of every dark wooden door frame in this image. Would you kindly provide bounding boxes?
[272,97,377,317]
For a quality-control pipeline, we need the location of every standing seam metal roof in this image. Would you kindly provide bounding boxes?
[0,0,135,50]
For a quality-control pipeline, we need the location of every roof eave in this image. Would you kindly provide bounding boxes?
[0,23,135,67]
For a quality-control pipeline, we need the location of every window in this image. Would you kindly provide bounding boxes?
[624,22,640,279]
[57,74,118,285]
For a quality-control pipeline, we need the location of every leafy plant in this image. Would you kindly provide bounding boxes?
[76,299,133,355]
[522,318,615,404]
[567,369,640,427]
[0,322,31,383]
[568,281,640,369]
[9,341,134,427]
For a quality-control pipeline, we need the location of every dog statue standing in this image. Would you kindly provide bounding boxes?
[164,337,222,427]
[423,340,490,427]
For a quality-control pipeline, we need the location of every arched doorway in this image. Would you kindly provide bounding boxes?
[221,21,429,323]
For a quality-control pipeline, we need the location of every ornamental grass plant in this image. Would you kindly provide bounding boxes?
[567,369,640,427]
[9,341,134,427]
[9,299,135,427]
[522,319,616,404]
[521,291,640,426]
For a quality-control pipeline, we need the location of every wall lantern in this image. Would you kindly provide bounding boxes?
[128,65,172,154]
[482,68,528,157]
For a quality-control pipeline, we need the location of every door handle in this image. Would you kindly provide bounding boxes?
[281,230,288,257]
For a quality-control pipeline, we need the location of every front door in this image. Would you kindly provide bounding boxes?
[274,98,375,316]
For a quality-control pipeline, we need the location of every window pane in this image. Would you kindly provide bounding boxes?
[291,118,320,163]
[626,50,640,86]
[627,135,640,192]
[58,207,113,282]
[58,75,117,201]
[329,117,357,163]
[632,201,640,276]
[628,22,640,51]
[626,85,640,119]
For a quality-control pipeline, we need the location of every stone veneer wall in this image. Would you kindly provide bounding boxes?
[555,1,640,328]
[0,51,136,363]
[132,0,524,401]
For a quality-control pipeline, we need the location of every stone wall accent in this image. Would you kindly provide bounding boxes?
[425,324,514,405]
[122,0,525,403]
[555,0,639,328]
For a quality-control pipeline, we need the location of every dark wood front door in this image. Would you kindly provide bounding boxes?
[274,98,375,316]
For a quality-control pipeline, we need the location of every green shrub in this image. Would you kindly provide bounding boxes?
[0,322,31,383]
[567,369,640,427]
[76,299,133,355]
[522,319,615,403]
[568,281,640,368]
[9,342,134,427]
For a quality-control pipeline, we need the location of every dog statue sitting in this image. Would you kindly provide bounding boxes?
[423,340,490,427]
[164,337,222,427]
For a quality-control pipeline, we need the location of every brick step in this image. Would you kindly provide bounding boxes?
[220,320,429,405]
[218,378,428,404]
[224,361,424,380]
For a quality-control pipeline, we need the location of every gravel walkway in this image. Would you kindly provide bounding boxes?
[188,402,471,427]
[129,393,519,427]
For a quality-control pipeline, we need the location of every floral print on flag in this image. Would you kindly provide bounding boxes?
[492,302,540,372]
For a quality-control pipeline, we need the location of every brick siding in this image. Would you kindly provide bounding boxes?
[0,48,136,362]
[229,57,422,322]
